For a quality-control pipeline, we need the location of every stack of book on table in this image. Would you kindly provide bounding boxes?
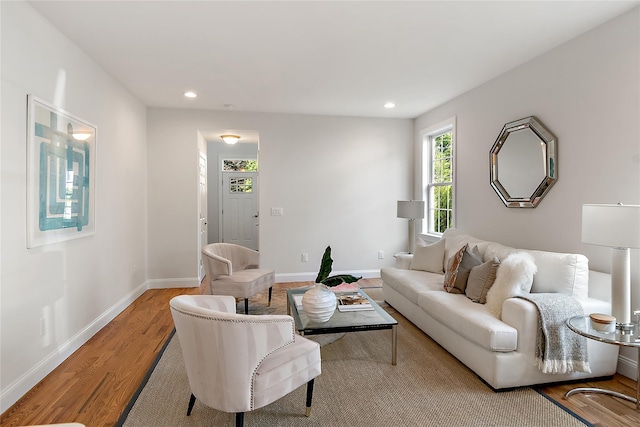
[337,294,374,312]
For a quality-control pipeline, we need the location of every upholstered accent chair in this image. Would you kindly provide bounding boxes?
[202,243,275,314]
[170,295,322,427]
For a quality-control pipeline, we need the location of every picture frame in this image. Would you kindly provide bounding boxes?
[27,95,97,248]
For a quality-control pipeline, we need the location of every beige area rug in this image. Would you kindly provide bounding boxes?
[118,286,591,427]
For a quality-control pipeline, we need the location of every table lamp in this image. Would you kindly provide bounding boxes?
[397,200,425,254]
[582,203,640,331]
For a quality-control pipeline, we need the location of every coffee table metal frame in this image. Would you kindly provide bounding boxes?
[565,315,639,410]
[286,287,398,365]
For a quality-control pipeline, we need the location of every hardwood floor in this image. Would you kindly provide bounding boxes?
[1,280,638,426]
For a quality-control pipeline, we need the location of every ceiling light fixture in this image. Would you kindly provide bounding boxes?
[221,134,241,145]
[72,132,92,141]
[184,91,198,98]
[384,102,396,109]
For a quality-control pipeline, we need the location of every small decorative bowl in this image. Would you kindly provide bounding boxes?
[589,313,616,333]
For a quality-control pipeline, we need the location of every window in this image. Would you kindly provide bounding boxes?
[223,159,258,172]
[229,177,253,193]
[421,118,455,236]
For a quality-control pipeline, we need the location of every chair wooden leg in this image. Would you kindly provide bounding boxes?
[305,378,315,417]
[268,287,273,306]
[236,412,244,427]
[244,298,249,314]
[187,393,196,416]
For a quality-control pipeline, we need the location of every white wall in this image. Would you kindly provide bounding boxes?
[415,8,640,376]
[147,109,413,285]
[0,1,148,411]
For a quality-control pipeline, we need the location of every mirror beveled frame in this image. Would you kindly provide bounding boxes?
[490,116,557,208]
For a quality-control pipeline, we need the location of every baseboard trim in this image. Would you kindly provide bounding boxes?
[617,353,638,380]
[275,269,381,283]
[147,277,200,289]
[0,281,148,413]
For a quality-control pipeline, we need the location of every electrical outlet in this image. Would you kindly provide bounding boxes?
[271,207,284,216]
[301,253,309,262]
[40,317,46,336]
[378,250,384,259]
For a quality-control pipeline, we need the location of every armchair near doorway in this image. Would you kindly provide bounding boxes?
[202,243,275,314]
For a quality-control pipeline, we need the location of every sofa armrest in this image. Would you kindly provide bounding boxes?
[501,296,612,357]
[395,253,413,269]
[501,298,539,357]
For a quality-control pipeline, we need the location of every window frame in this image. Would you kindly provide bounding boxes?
[419,117,456,239]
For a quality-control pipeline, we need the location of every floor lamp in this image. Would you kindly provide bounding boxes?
[397,200,425,254]
[582,204,640,331]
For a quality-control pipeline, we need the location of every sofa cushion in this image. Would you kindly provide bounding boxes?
[483,242,516,263]
[466,257,500,304]
[380,267,443,304]
[417,291,517,352]
[443,244,466,293]
[444,245,482,294]
[410,238,445,273]
[442,228,492,264]
[484,242,589,299]
[455,246,482,291]
[526,250,589,299]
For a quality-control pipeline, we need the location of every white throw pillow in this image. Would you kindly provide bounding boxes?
[410,238,445,274]
[485,252,537,319]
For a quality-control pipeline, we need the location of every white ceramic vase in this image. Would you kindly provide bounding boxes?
[302,283,337,323]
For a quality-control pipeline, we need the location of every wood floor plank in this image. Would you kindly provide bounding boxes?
[1,280,637,426]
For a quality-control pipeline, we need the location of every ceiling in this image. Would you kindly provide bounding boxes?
[28,1,639,119]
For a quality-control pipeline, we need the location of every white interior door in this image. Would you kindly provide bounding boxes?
[198,152,208,281]
[221,172,258,250]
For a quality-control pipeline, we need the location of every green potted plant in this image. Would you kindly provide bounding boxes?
[315,246,362,287]
[302,246,361,322]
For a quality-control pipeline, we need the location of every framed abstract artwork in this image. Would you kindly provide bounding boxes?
[27,95,97,248]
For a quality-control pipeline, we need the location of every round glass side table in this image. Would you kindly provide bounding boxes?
[565,316,639,410]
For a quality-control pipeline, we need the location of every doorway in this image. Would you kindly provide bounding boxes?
[205,133,259,249]
[198,151,207,281]
[221,170,259,250]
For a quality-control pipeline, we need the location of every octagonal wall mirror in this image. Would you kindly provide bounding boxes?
[490,116,557,208]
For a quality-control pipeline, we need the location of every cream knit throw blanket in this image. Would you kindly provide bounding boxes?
[516,294,591,374]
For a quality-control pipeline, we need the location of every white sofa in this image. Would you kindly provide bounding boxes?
[381,228,619,389]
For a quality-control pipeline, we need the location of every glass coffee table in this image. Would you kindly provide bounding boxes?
[286,287,398,365]
[565,316,639,410]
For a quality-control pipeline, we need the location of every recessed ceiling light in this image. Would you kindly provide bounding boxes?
[384,102,396,109]
[184,91,197,98]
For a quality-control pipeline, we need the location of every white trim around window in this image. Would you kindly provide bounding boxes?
[419,117,456,239]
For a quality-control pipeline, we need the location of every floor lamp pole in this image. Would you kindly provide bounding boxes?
[408,219,416,254]
[611,247,632,329]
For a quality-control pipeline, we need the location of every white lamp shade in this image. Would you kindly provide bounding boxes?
[582,204,640,249]
[397,200,425,219]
